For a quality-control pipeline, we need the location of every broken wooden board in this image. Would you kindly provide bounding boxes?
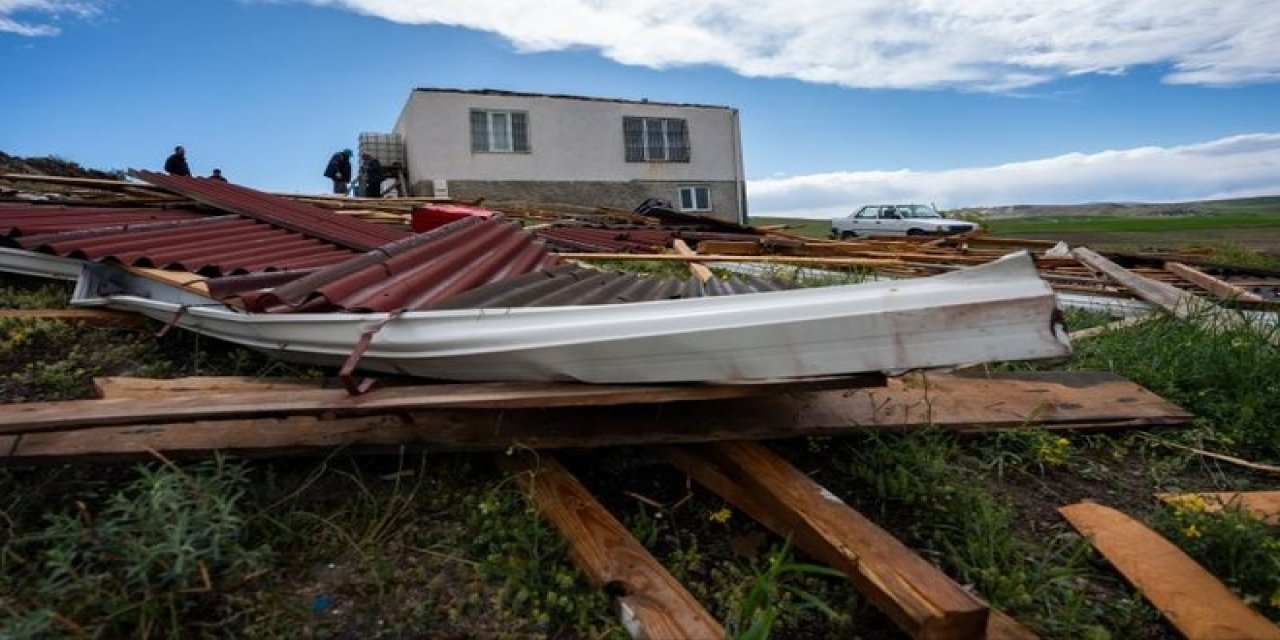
[665,442,1012,640]
[1156,491,1280,525]
[0,371,1192,464]
[1074,247,1279,347]
[671,238,713,282]
[93,376,339,397]
[499,452,724,640]
[0,374,882,436]
[1164,262,1267,303]
[1059,502,1280,640]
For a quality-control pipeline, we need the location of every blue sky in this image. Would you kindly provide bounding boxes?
[2,0,1279,218]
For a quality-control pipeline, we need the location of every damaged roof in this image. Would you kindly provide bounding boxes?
[210,216,791,313]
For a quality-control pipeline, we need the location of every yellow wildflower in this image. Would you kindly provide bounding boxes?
[1183,524,1202,539]
[708,507,732,524]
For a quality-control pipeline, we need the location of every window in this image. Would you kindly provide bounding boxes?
[470,110,529,153]
[623,117,690,162]
[678,185,711,211]
[855,206,879,219]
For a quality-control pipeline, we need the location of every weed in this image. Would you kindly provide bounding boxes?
[725,542,847,640]
[0,456,268,639]
[1154,496,1280,620]
[462,473,618,636]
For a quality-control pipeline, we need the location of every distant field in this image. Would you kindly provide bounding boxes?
[750,202,1280,256]
[987,212,1280,234]
[749,216,831,239]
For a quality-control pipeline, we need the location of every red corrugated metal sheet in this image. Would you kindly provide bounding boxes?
[0,204,203,237]
[411,203,496,233]
[14,215,358,276]
[233,217,562,312]
[133,171,410,251]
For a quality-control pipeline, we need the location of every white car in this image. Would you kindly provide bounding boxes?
[831,204,977,239]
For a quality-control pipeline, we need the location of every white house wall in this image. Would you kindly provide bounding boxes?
[393,91,741,183]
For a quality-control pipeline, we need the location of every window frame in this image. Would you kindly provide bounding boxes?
[470,109,530,154]
[678,185,712,212]
[623,116,690,163]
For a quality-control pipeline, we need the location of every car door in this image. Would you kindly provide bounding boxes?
[853,206,880,234]
[879,207,909,235]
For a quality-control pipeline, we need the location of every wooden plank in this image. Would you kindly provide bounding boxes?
[1164,262,1267,303]
[1067,314,1156,341]
[671,238,713,283]
[556,252,902,268]
[0,375,880,436]
[120,266,211,296]
[1156,491,1280,525]
[695,240,761,255]
[499,452,724,639]
[0,371,1193,464]
[1060,503,1280,640]
[665,442,992,639]
[93,376,332,398]
[0,308,148,329]
[1073,248,1278,347]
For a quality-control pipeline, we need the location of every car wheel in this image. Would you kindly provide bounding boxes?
[840,231,857,240]
[906,228,926,236]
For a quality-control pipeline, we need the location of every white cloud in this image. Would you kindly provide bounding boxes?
[278,0,1280,90]
[0,0,101,36]
[748,133,1280,218]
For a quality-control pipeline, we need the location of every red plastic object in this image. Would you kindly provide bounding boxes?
[411,204,496,233]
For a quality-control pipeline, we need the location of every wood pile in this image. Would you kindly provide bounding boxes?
[0,368,1195,638]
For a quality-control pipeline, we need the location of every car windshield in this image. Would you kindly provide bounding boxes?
[900,205,941,219]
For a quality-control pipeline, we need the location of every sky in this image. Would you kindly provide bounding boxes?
[2,0,1279,218]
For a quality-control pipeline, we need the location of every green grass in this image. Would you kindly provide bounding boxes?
[988,212,1280,235]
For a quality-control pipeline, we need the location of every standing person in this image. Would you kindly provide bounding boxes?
[361,152,384,198]
[208,168,228,182]
[324,149,353,195]
[164,145,191,176]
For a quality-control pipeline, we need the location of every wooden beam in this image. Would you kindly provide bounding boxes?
[1164,262,1267,303]
[1073,248,1279,347]
[1059,502,1280,640]
[499,452,724,639]
[694,240,761,256]
[0,371,1193,464]
[1156,490,1280,525]
[1067,314,1157,341]
[555,252,902,268]
[671,238,713,283]
[0,375,879,436]
[93,376,333,398]
[664,442,994,639]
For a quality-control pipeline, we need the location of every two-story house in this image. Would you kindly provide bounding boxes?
[383,88,747,223]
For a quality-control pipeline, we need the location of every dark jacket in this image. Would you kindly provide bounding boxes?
[362,156,384,197]
[164,152,191,177]
[324,153,351,181]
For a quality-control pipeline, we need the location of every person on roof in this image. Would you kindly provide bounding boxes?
[360,152,385,198]
[164,145,191,177]
[324,149,353,195]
